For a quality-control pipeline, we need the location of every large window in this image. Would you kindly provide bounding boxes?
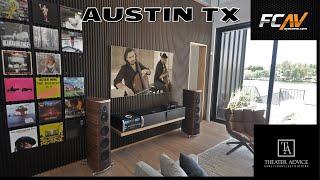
[211,23,317,125]
[270,41,317,124]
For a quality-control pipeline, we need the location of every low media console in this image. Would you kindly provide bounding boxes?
[111,105,185,136]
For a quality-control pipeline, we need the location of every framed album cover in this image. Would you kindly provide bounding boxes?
[4,78,34,102]
[38,100,62,123]
[6,102,36,129]
[64,77,85,97]
[0,21,30,48]
[33,26,59,51]
[61,30,83,53]
[36,77,61,99]
[2,50,32,75]
[60,5,82,31]
[0,0,29,21]
[32,0,58,26]
[65,118,85,140]
[9,126,38,153]
[36,52,61,75]
[65,98,85,119]
[39,122,64,146]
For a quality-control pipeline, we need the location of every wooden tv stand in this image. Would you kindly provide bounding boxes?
[111,117,184,137]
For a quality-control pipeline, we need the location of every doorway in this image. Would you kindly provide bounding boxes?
[188,42,207,121]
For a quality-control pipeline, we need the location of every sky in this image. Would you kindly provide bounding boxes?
[244,29,317,68]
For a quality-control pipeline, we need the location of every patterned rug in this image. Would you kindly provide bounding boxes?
[198,138,254,177]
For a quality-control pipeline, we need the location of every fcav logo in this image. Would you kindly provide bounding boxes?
[277,139,295,157]
[259,12,309,31]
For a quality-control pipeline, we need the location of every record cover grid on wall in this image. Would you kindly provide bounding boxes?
[0,0,85,155]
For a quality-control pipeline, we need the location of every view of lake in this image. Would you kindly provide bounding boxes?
[243,80,317,105]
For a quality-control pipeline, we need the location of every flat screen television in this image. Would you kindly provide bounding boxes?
[111,46,174,98]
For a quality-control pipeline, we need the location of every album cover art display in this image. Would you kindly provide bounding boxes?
[4,78,34,102]
[2,50,32,75]
[32,0,58,26]
[0,0,29,21]
[33,26,59,51]
[36,52,61,75]
[0,21,30,48]
[36,77,61,99]
[61,30,83,53]
[60,6,82,31]
[39,122,63,146]
[9,126,38,153]
[6,102,36,128]
[66,119,85,140]
[64,77,85,97]
[65,98,85,119]
[38,100,62,123]
[111,46,174,98]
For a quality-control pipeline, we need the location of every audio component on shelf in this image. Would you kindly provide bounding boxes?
[131,107,166,127]
[165,105,185,120]
[110,106,186,133]
[111,113,144,132]
[86,98,111,173]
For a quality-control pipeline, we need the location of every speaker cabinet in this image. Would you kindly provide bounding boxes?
[182,89,202,136]
[86,98,111,172]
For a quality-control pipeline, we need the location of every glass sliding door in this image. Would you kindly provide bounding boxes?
[269,40,317,124]
[214,26,274,121]
[211,23,317,125]
[242,29,274,119]
[215,28,248,120]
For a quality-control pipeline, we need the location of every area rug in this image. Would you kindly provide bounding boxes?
[198,138,254,177]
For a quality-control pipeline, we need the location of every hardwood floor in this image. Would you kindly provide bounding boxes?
[36,121,230,176]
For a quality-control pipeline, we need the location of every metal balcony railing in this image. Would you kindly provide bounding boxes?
[279,88,305,105]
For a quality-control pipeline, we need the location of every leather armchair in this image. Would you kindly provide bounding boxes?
[224,108,266,155]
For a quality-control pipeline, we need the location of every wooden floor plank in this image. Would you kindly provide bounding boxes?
[36,121,229,176]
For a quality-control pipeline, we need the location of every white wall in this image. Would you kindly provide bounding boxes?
[189,45,200,90]
[206,0,251,121]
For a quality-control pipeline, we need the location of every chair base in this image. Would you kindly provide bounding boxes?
[226,141,254,155]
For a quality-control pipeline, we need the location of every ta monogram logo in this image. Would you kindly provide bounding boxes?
[278,139,295,157]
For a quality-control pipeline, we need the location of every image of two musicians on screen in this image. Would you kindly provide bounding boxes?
[111,46,173,98]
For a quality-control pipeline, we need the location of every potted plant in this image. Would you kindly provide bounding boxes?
[225,87,257,120]
[227,87,256,110]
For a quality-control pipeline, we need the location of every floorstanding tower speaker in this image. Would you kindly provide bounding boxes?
[86,98,111,173]
[182,89,202,137]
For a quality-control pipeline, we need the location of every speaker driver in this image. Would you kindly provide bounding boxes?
[100,126,109,136]
[100,138,109,149]
[102,106,107,113]
[101,114,107,122]
[100,150,109,161]
[194,114,200,122]
[195,123,200,130]
[195,107,200,113]
[195,95,200,104]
